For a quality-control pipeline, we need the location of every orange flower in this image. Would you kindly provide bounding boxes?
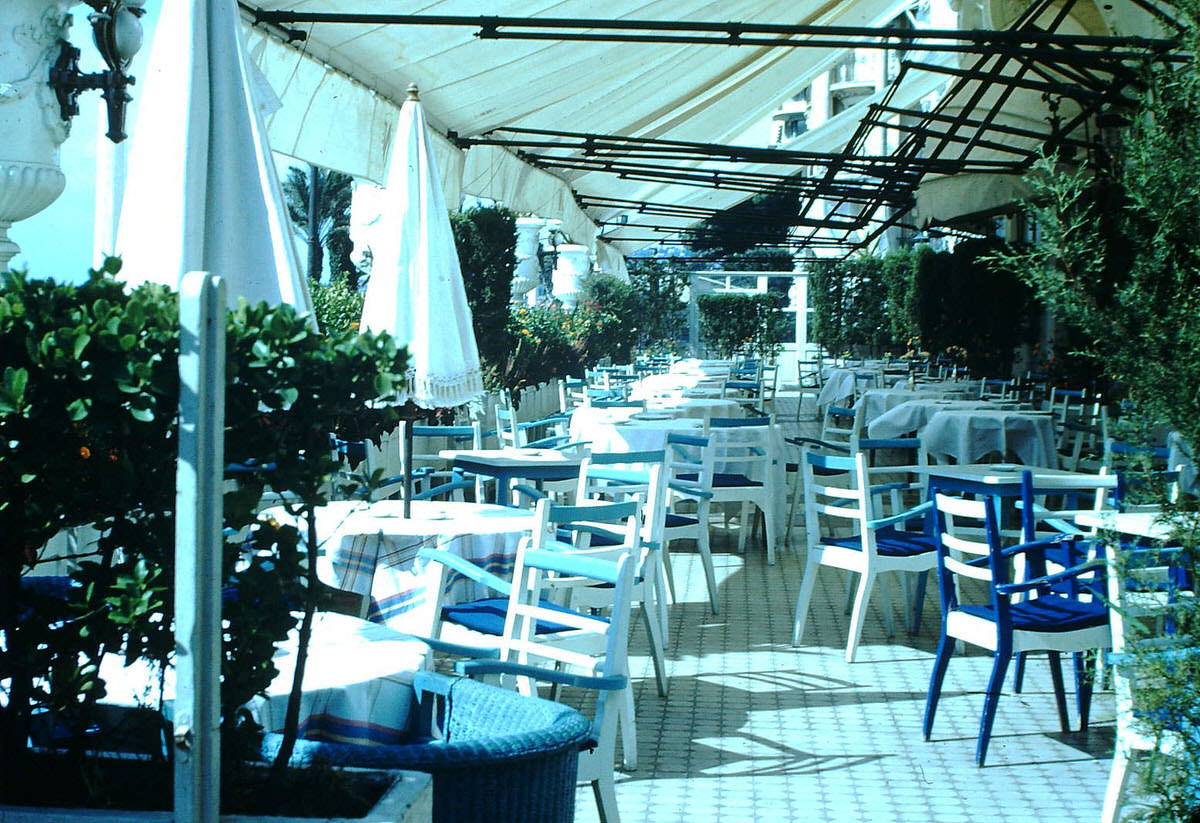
[79,446,91,460]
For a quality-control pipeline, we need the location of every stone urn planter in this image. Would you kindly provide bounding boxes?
[511,216,544,300]
[0,0,72,267]
[551,243,590,308]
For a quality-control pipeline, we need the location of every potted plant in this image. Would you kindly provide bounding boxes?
[0,261,430,819]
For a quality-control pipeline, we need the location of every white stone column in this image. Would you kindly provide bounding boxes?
[0,1,72,268]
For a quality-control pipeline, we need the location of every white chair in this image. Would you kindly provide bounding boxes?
[705,416,780,565]
[573,451,671,699]
[1101,538,1194,823]
[791,448,936,662]
[405,421,484,501]
[460,533,636,823]
[662,432,719,613]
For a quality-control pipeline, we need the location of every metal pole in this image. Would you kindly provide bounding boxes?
[174,271,226,823]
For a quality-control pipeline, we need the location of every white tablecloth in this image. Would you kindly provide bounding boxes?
[631,372,712,399]
[920,409,1057,467]
[101,611,427,747]
[853,386,977,424]
[265,500,537,629]
[867,399,999,439]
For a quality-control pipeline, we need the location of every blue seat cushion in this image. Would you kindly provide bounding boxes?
[555,527,623,547]
[822,526,936,557]
[664,513,699,528]
[677,472,762,488]
[958,595,1109,632]
[442,598,587,636]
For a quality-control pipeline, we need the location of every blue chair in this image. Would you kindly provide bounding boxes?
[923,487,1111,766]
[791,449,936,662]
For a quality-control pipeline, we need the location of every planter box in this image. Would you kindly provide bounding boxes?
[0,767,431,823]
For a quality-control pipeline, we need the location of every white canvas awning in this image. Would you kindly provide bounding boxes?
[241,0,913,253]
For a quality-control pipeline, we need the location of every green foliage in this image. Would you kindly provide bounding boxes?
[990,2,1200,816]
[721,246,795,272]
[579,273,639,364]
[882,247,922,346]
[281,165,358,288]
[688,190,800,254]
[697,292,789,359]
[806,254,892,356]
[451,206,517,385]
[915,240,1038,375]
[627,259,688,355]
[497,303,620,397]
[309,274,364,336]
[0,263,407,802]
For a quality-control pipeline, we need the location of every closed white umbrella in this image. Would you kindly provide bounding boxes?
[361,85,484,513]
[113,0,311,314]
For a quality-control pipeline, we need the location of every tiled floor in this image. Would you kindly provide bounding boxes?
[571,392,1114,823]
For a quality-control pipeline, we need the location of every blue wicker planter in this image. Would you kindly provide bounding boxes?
[262,673,593,823]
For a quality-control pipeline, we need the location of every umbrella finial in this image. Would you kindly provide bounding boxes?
[406,84,420,101]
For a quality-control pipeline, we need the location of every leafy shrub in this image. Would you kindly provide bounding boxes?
[627,259,688,355]
[451,206,517,385]
[0,261,407,801]
[697,292,789,359]
[309,274,364,335]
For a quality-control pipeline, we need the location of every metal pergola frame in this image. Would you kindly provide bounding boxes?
[245,3,1184,257]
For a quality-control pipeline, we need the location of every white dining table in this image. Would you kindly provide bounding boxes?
[263,499,538,629]
[920,408,1057,467]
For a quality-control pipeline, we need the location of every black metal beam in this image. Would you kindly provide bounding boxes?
[247,10,1181,56]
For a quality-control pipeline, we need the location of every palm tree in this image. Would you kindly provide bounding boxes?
[281,164,360,289]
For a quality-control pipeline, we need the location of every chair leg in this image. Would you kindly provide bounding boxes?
[697,524,719,615]
[976,643,1014,766]
[876,573,895,638]
[1074,650,1095,731]
[845,569,877,663]
[592,775,622,823]
[1012,651,1027,693]
[1100,744,1131,823]
[910,570,929,635]
[763,501,777,566]
[924,632,954,740]
[791,553,821,646]
[619,684,637,771]
[737,501,752,554]
[660,538,678,603]
[1047,651,1071,733]
[640,601,669,698]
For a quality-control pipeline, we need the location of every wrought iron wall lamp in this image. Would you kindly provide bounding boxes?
[48,0,145,142]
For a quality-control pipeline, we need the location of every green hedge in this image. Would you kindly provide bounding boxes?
[697,292,789,359]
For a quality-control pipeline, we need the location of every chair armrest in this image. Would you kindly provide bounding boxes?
[668,480,713,500]
[867,500,932,530]
[995,558,1106,596]
[457,659,628,691]
[417,548,511,596]
[785,436,851,454]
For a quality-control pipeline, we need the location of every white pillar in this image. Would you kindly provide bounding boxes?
[0,1,72,268]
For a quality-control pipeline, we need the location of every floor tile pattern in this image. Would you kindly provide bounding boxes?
[567,392,1114,823]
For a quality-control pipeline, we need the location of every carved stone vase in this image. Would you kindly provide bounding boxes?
[0,0,72,268]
